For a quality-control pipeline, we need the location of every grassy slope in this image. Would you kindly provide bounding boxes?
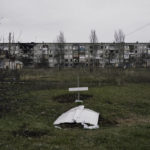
[0,69,150,150]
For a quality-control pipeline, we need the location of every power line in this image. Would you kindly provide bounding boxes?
[126,22,150,36]
[0,17,5,24]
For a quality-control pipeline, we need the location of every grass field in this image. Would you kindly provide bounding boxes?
[0,68,150,150]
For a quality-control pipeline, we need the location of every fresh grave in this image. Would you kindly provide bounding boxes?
[54,105,99,129]
[53,93,92,103]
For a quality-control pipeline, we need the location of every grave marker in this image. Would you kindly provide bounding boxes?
[68,76,88,102]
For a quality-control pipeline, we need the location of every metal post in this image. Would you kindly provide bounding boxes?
[77,75,80,100]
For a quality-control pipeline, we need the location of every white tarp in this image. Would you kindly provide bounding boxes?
[54,105,99,129]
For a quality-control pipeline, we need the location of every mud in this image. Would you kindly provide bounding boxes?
[58,123,83,129]
[98,116,118,127]
[12,129,47,138]
[53,93,93,103]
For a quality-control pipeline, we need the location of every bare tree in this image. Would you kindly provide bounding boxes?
[57,31,65,43]
[114,29,125,66]
[56,31,66,70]
[114,29,125,43]
[89,30,98,71]
[90,30,98,43]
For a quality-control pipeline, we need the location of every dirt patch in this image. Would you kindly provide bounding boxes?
[53,93,93,103]
[12,129,47,138]
[116,114,150,126]
[57,123,83,129]
[98,116,118,127]
[0,104,11,113]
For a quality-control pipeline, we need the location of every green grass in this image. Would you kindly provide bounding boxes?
[0,69,150,150]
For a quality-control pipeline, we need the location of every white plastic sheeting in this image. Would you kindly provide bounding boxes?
[54,105,99,129]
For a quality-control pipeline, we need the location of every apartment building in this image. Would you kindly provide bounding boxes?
[0,42,150,68]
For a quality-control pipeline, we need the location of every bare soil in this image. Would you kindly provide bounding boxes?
[53,93,93,103]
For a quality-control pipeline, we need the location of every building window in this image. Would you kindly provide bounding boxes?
[43,45,48,48]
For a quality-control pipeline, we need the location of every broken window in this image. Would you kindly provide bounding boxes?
[42,45,48,48]
[129,45,134,52]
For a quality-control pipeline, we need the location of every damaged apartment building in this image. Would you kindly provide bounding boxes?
[0,42,150,69]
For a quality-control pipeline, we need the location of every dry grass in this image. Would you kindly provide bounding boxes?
[0,68,150,150]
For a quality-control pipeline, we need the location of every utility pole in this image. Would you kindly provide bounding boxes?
[8,32,12,50]
[12,32,15,43]
[8,32,12,59]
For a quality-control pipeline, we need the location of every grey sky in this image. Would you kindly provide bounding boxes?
[0,0,150,42]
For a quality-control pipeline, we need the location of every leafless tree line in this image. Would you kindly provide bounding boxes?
[55,29,125,70]
[56,29,125,44]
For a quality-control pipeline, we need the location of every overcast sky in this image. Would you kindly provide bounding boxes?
[0,0,150,43]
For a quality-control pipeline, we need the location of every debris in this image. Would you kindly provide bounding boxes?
[53,105,99,129]
[54,126,62,129]
[41,111,46,115]
[82,123,99,129]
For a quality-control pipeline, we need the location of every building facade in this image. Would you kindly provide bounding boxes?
[0,42,150,68]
